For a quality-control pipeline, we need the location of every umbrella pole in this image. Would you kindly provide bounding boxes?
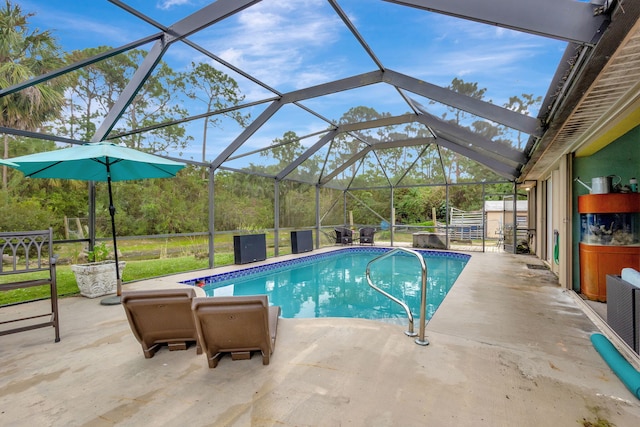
[100,162,122,306]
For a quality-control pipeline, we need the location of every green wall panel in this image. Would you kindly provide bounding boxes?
[571,125,640,291]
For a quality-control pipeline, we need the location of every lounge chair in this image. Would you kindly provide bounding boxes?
[191,295,281,368]
[121,288,202,358]
[358,227,376,245]
[335,227,353,245]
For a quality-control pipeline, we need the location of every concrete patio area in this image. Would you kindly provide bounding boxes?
[1,250,640,426]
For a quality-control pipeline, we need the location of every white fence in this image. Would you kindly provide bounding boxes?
[449,207,484,240]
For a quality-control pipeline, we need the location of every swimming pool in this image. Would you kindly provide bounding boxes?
[182,248,469,322]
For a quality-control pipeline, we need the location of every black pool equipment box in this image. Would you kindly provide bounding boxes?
[291,230,313,254]
[234,234,267,264]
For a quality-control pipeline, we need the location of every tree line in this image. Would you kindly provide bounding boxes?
[1,2,526,239]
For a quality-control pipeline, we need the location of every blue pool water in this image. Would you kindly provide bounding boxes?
[182,248,469,321]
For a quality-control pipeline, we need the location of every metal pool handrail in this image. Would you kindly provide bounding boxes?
[365,247,429,346]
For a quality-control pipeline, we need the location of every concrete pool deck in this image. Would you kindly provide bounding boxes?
[1,249,640,426]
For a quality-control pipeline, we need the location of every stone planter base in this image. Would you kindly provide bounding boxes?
[71,261,126,298]
[412,232,447,249]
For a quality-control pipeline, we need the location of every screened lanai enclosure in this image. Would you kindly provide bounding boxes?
[0,1,620,264]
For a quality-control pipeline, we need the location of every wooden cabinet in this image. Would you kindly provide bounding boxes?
[579,244,640,301]
[578,193,640,301]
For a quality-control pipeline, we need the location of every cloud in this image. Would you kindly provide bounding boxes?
[157,0,192,11]
[25,1,149,50]
[435,42,543,76]
[198,0,345,90]
[385,12,564,103]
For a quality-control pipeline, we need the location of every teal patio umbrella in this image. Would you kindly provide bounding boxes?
[0,158,19,167]
[8,142,186,303]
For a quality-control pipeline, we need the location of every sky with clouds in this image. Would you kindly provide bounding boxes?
[20,0,568,163]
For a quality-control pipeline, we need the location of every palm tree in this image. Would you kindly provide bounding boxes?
[0,0,66,189]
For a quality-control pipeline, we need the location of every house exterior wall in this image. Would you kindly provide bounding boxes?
[551,169,562,278]
[485,212,502,238]
[485,211,528,238]
[484,201,528,238]
[529,125,639,293]
[558,155,572,288]
[571,125,640,292]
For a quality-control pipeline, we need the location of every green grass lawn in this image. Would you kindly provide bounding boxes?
[0,253,234,306]
[2,231,334,306]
